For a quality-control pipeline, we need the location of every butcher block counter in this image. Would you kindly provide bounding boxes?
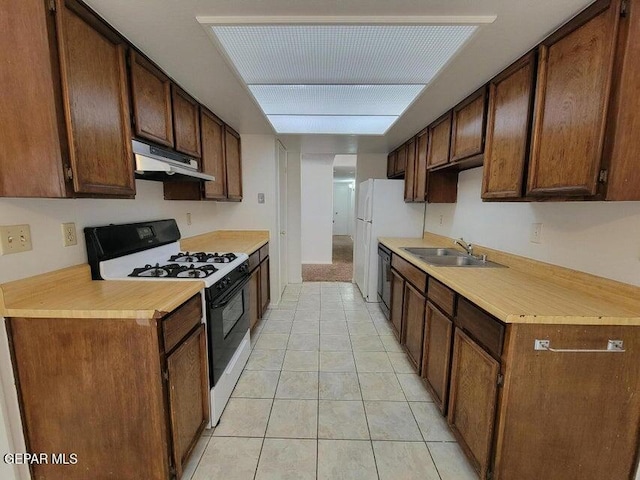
[181,229,269,255]
[0,264,203,319]
[379,233,640,326]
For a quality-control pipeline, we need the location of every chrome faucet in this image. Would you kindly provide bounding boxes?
[453,238,473,256]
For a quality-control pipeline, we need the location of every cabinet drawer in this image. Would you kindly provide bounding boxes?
[163,294,202,352]
[248,251,260,272]
[427,278,456,317]
[259,243,269,261]
[391,255,427,292]
[455,297,505,360]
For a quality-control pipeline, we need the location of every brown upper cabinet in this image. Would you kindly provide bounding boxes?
[450,86,488,164]
[225,126,243,201]
[129,51,174,148]
[403,138,417,202]
[163,114,243,202]
[386,150,397,178]
[1,0,135,198]
[395,144,407,177]
[482,52,537,199]
[427,111,453,169]
[527,0,620,197]
[414,129,429,202]
[171,85,201,158]
[601,0,640,200]
[201,108,227,200]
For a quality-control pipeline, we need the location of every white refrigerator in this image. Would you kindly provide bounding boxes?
[354,179,426,302]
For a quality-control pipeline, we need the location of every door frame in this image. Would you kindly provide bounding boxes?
[277,140,288,298]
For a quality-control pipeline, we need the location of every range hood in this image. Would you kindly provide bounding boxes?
[133,139,214,182]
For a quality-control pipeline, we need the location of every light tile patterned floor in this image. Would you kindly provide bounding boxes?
[187,282,478,480]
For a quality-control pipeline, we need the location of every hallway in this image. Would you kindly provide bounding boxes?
[302,236,353,282]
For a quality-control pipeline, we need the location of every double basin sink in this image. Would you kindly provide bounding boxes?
[401,247,505,268]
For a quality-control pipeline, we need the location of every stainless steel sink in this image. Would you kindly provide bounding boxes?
[401,247,505,268]
[402,247,465,257]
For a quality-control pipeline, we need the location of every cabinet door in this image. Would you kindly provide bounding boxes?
[422,302,453,413]
[260,258,270,315]
[427,111,452,169]
[225,126,243,201]
[395,144,407,176]
[527,0,619,196]
[387,151,397,178]
[603,0,640,201]
[414,130,428,202]
[56,0,135,196]
[249,268,260,329]
[448,328,500,480]
[403,139,416,202]
[166,324,209,479]
[482,53,536,199]
[0,0,66,197]
[201,108,227,200]
[171,85,201,158]
[401,281,425,372]
[130,51,174,147]
[389,269,405,340]
[450,86,487,163]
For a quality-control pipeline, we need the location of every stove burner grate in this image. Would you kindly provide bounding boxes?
[168,251,238,264]
[128,263,218,279]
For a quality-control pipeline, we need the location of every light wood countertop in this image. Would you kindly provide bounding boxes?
[0,265,203,320]
[181,230,269,255]
[0,230,269,319]
[379,234,640,326]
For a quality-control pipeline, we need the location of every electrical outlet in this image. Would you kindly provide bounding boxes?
[258,193,265,204]
[0,224,32,255]
[530,223,543,244]
[62,223,77,247]
[186,213,192,226]
[439,215,444,226]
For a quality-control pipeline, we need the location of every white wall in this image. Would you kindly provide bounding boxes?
[301,155,334,264]
[0,134,279,479]
[286,151,303,283]
[425,167,640,286]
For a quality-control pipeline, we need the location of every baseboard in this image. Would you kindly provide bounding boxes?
[301,261,333,265]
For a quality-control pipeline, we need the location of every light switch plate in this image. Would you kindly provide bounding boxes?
[0,224,33,255]
[62,223,77,247]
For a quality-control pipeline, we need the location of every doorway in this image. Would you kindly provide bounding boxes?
[301,154,356,282]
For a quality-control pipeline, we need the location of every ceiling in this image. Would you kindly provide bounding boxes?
[85,0,592,154]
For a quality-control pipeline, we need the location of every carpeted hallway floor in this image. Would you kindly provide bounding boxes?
[302,235,353,282]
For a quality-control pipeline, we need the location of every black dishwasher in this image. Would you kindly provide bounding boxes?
[377,244,392,319]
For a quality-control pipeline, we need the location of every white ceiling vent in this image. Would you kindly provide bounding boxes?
[204,22,483,134]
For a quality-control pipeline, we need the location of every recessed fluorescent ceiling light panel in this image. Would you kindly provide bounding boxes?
[267,115,398,135]
[209,25,478,134]
[249,85,425,115]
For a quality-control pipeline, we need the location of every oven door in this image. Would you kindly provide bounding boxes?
[206,275,250,387]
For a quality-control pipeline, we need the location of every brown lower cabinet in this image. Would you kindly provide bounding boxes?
[422,301,453,413]
[249,266,260,330]
[259,256,270,315]
[389,268,405,339]
[7,294,208,480]
[249,244,270,330]
[381,250,640,479]
[447,328,500,479]
[401,281,426,371]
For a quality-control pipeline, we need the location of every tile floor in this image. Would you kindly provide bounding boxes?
[187,282,478,480]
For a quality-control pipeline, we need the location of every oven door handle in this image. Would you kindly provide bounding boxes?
[210,275,250,308]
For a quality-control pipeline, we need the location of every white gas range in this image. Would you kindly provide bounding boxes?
[85,219,252,427]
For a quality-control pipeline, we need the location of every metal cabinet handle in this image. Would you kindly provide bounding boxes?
[534,339,625,353]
